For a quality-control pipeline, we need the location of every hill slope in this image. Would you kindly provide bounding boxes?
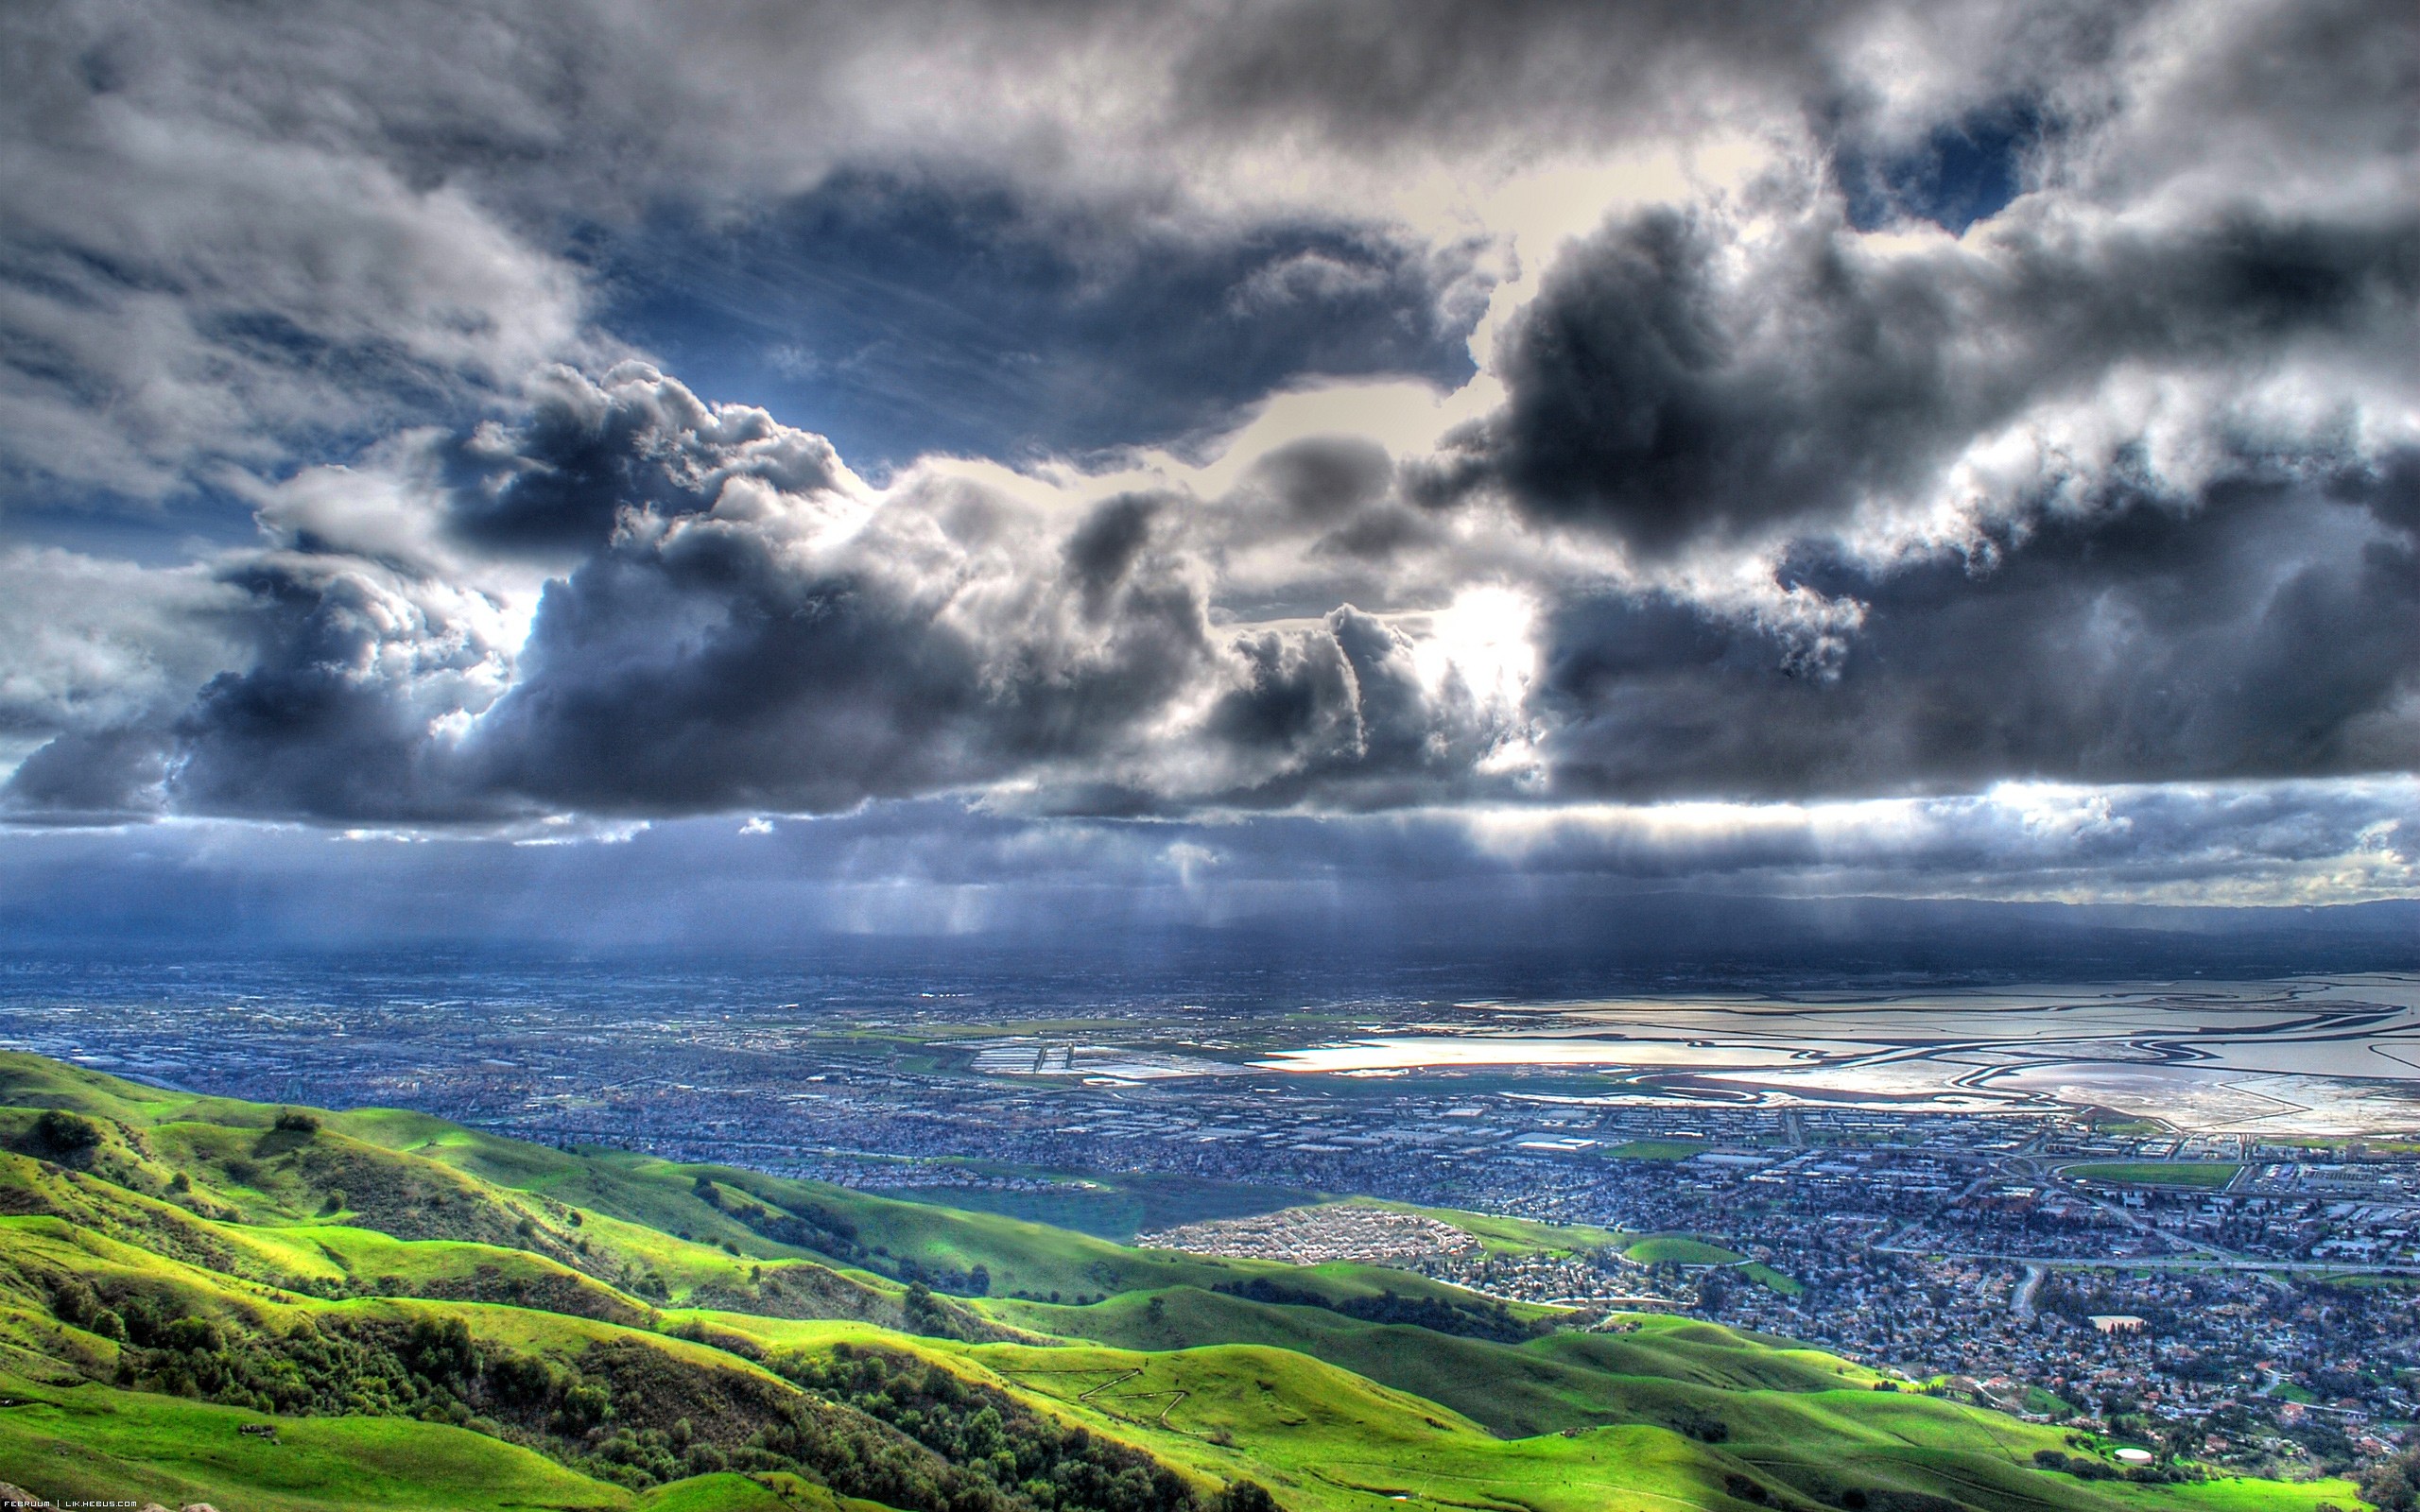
[0,1053,2365,1512]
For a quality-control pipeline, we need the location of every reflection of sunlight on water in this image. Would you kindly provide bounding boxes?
[1252,980,2420,1132]
[1258,1037,1802,1072]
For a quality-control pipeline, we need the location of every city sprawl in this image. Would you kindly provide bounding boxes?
[8,957,2419,1488]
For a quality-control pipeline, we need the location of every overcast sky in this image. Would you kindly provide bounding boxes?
[1,0,2413,946]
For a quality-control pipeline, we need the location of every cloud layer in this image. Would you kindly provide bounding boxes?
[0,0,2414,915]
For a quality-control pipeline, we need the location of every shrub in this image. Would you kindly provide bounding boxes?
[1211,1482,1280,1512]
[274,1109,321,1134]
[2360,1449,2420,1512]
[49,1278,100,1328]
[774,1342,1201,1512]
[32,1109,102,1152]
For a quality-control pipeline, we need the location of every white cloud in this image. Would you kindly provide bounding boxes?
[0,545,244,759]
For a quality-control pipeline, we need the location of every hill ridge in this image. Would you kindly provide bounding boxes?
[0,1052,2365,1512]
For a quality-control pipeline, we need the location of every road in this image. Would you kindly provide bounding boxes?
[1871,1242,2420,1277]
[2012,1263,2047,1319]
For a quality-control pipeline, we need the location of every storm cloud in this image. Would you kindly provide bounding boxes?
[1537,457,2420,799]
[1426,200,2418,554]
[118,366,1530,822]
[1,0,2415,921]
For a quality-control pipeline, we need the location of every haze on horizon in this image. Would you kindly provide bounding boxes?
[0,0,2414,957]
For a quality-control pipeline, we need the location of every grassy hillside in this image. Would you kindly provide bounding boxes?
[978,1286,1875,1438]
[0,1370,639,1512]
[0,1052,2367,1512]
[315,1099,1494,1314]
[1627,1236,1749,1265]
[884,1169,1315,1242]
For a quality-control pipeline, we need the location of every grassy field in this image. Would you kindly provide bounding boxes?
[2076,1475,2367,1510]
[0,1051,2373,1512]
[0,1369,638,1511]
[2065,1162,2244,1189]
[1626,1236,1748,1265]
[1602,1140,1707,1160]
[2093,1120,2176,1138]
[964,1285,1872,1438]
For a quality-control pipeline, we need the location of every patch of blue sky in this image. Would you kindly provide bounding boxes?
[1841,100,2048,236]
[584,170,1484,472]
[2,486,268,565]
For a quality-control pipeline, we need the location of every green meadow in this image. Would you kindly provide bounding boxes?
[1626,1235,1749,1265]
[1604,1140,1709,1160]
[2063,1163,2244,1190]
[0,1052,2368,1512]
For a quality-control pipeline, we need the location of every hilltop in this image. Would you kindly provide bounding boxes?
[0,1052,2367,1512]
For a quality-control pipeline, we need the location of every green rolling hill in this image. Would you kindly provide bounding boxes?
[0,1052,2366,1512]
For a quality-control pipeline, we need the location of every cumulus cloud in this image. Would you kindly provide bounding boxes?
[1421,193,2417,555]
[8,352,2415,829]
[164,549,525,819]
[0,0,2227,503]
[109,366,1530,822]
[1,0,2415,919]
[0,546,246,820]
[1532,455,2420,798]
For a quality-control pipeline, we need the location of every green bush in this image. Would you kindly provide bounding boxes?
[775,1340,1205,1512]
[2360,1449,2420,1511]
[31,1108,101,1152]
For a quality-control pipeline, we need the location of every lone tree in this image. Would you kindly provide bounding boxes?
[31,1109,101,1152]
[273,1108,320,1135]
[1211,1481,1282,1512]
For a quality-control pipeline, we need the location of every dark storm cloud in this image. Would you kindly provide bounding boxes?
[165,554,516,820]
[1249,438,1395,524]
[443,364,849,554]
[1422,201,2419,555]
[1218,437,1443,573]
[0,0,2167,512]
[1534,455,2420,799]
[15,371,2416,826]
[460,490,1212,817]
[132,366,1512,823]
[1163,0,2134,158]
[4,0,2417,893]
[0,725,172,823]
[1184,602,1532,811]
